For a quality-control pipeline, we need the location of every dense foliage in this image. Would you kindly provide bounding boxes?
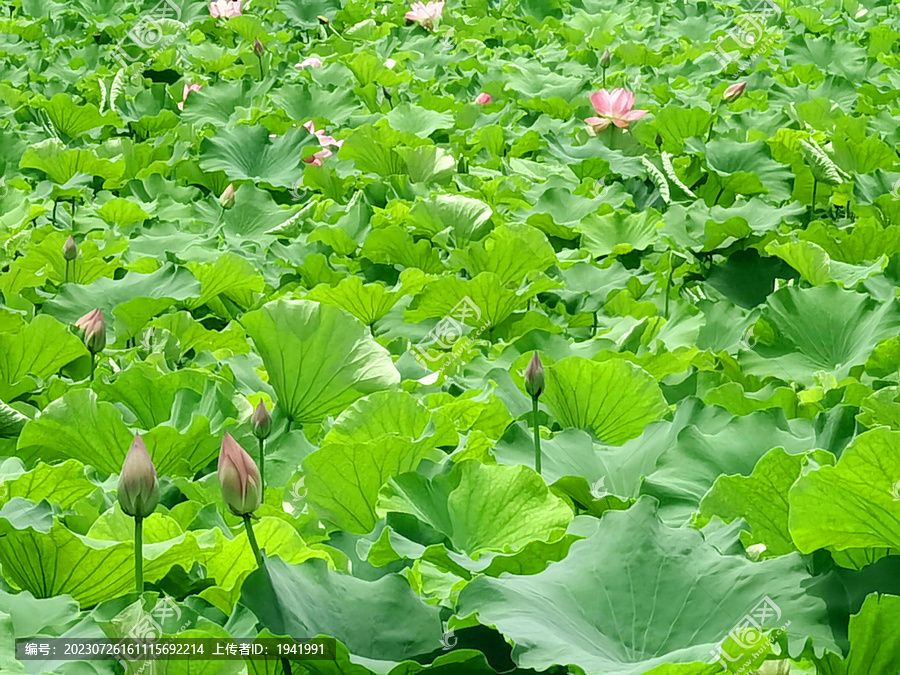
[1,0,900,672]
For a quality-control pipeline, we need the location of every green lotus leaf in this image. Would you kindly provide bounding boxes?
[456,497,838,675]
[2,459,99,509]
[448,223,557,286]
[407,194,494,246]
[303,436,443,534]
[580,209,663,257]
[387,103,454,138]
[186,252,265,312]
[306,276,403,326]
[19,139,125,184]
[789,427,900,553]
[360,224,445,273]
[0,315,89,402]
[242,300,400,425]
[542,357,670,444]
[765,240,886,287]
[739,284,900,386]
[241,557,443,664]
[377,460,572,557]
[817,594,900,674]
[199,126,317,189]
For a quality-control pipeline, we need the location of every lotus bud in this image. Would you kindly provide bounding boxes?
[219,183,235,208]
[655,132,663,149]
[75,309,106,354]
[317,14,329,23]
[600,49,611,68]
[475,92,492,105]
[251,400,272,440]
[218,433,263,516]
[63,235,77,261]
[524,352,544,399]
[118,435,159,519]
[253,38,264,55]
[723,81,746,104]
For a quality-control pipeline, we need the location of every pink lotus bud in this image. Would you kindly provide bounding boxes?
[251,400,272,440]
[118,435,159,519]
[178,83,202,111]
[524,352,544,399]
[75,309,106,354]
[253,38,265,55]
[63,235,77,261]
[475,92,492,105]
[219,183,235,208]
[723,81,746,104]
[218,433,263,516]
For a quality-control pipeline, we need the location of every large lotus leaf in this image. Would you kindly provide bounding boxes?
[698,448,835,557]
[151,312,250,359]
[360,224,445,273]
[19,139,125,184]
[789,427,900,553]
[448,223,557,286]
[242,557,443,666]
[456,497,838,675]
[0,403,28,439]
[16,389,133,475]
[377,460,573,557]
[407,194,494,246]
[2,459,99,509]
[704,139,793,199]
[186,253,265,312]
[199,517,332,614]
[306,276,403,326]
[322,391,458,450]
[0,315,88,402]
[199,125,317,189]
[642,408,818,525]
[739,284,900,386]
[241,300,400,424]
[765,241,887,288]
[818,594,900,675]
[42,264,203,344]
[303,437,443,534]
[542,357,670,444]
[580,209,663,257]
[32,94,121,138]
[0,499,211,607]
[857,386,900,430]
[386,104,454,139]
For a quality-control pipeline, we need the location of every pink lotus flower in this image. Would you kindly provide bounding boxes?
[405,1,443,30]
[296,57,323,69]
[303,149,333,166]
[177,83,202,111]
[475,92,492,105]
[75,309,106,354]
[209,0,241,18]
[585,88,648,132]
[723,81,746,103]
[303,121,344,149]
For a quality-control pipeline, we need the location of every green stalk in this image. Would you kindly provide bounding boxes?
[134,516,143,592]
[65,259,70,284]
[90,353,95,379]
[257,437,266,493]
[810,179,818,220]
[243,514,262,567]
[532,396,541,475]
[602,66,606,89]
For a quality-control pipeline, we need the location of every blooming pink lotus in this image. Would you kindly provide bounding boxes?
[475,92,492,105]
[295,57,323,69]
[177,83,202,111]
[303,121,343,149]
[405,1,444,30]
[209,0,241,17]
[585,88,648,132]
[303,148,333,166]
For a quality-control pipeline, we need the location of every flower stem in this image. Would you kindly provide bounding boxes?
[134,516,143,593]
[602,66,606,89]
[532,396,541,475]
[65,259,70,284]
[90,352,95,379]
[810,179,818,219]
[257,437,266,493]
[243,514,262,567]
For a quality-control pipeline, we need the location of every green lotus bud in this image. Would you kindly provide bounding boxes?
[253,38,264,55]
[251,400,272,440]
[75,309,106,354]
[218,433,263,516]
[722,81,746,104]
[63,235,77,261]
[219,183,236,208]
[118,435,159,519]
[524,352,544,399]
[600,49,611,68]
[655,132,663,149]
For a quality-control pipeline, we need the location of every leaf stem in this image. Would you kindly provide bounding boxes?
[243,514,262,567]
[810,179,817,220]
[257,437,266,493]
[90,353,95,379]
[532,396,541,475]
[134,516,143,593]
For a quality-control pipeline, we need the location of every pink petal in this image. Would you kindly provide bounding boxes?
[586,116,611,132]
[303,120,316,133]
[612,118,631,128]
[608,88,631,115]
[622,108,648,121]
[590,90,612,115]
